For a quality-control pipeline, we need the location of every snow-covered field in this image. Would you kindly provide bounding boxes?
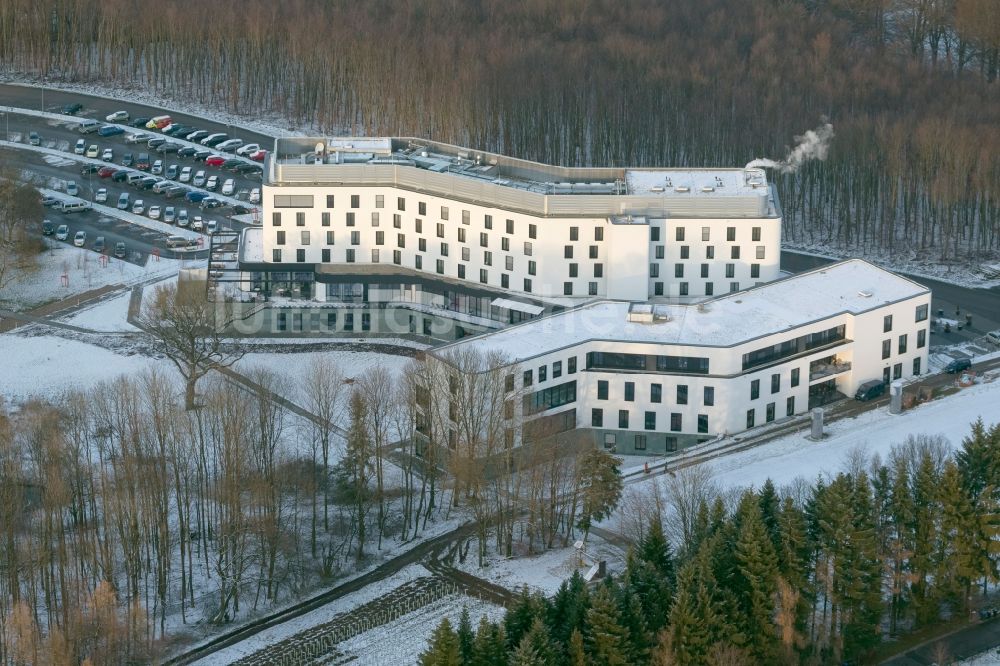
[60,290,138,331]
[961,649,1000,665]
[0,242,180,311]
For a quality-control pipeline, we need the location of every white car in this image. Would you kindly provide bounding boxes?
[94,188,108,203]
[74,138,86,154]
[221,178,235,196]
[105,110,129,122]
[125,133,148,145]
[66,181,79,196]
[179,166,192,183]
[248,187,260,203]
[101,148,113,162]
[85,144,99,158]
[192,170,207,187]
[164,206,176,223]
[56,224,69,241]
[200,133,226,145]
[177,210,190,227]
[148,205,162,220]
[205,175,218,191]
[216,139,244,152]
[132,199,145,215]
[206,219,218,234]
[191,215,204,231]
[987,330,1000,346]
[151,159,163,175]
[73,230,87,247]
[236,143,261,156]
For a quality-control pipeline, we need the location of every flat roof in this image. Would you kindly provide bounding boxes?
[433,260,930,363]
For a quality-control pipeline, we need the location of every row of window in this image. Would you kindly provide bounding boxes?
[652,245,767,261]
[881,330,926,359]
[652,225,763,243]
[521,357,579,388]
[749,369,801,400]
[650,262,763,279]
[887,304,930,331]
[746,397,797,428]
[596,380,716,406]
[591,408,710,434]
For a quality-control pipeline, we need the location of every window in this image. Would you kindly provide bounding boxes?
[398,234,406,248]
[392,196,403,211]
[675,227,685,241]
[371,249,380,262]
[374,194,384,209]
[702,226,710,241]
[322,248,330,262]
[326,195,335,208]
[568,357,577,374]
[418,238,427,252]
[502,237,510,251]
[371,212,380,226]
[569,263,578,277]
[272,212,281,226]
[698,414,708,434]
[670,413,682,432]
[506,219,514,234]
[529,224,537,239]
[624,382,635,401]
[751,264,760,279]
[393,250,401,264]
[457,228,466,243]
[362,313,371,331]
[884,314,893,332]
[750,379,760,400]
[706,246,715,259]
[590,245,599,259]
[276,312,286,331]
[619,410,629,429]
[680,245,690,259]
[727,227,736,241]
[675,264,684,278]
[393,214,401,228]
[899,334,908,355]
[484,214,493,229]
[635,435,647,450]
[351,231,360,245]
[882,339,891,359]
[296,249,305,262]
[771,373,780,394]
[704,386,714,406]
[346,212,355,227]
[791,368,800,387]
[273,195,314,208]
[440,242,449,256]
[655,246,665,259]
[893,363,903,380]
[705,282,713,296]
[563,282,573,295]
[344,313,354,331]
[654,282,663,296]
[524,242,533,256]
[294,212,305,226]
[480,269,488,284]
[538,365,547,383]
[916,304,928,322]
[415,219,422,233]
[436,259,444,274]
[371,230,382,245]
[346,249,355,263]
[604,433,617,449]
[528,261,536,275]
[570,226,579,241]
[597,380,608,400]
[594,264,604,278]
[730,281,740,293]
[301,230,310,245]
[276,230,286,245]
[553,361,562,379]
[786,396,795,417]
[726,263,735,278]
[415,255,422,269]
[645,412,656,431]
[436,223,445,238]
[524,278,532,292]
[676,385,688,404]
[462,210,470,225]
[752,226,761,242]
[523,369,533,387]
[595,227,604,241]
[651,383,662,403]
[666,437,678,452]
[701,263,709,278]
[650,227,660,242]
[349,194,359,208]
[458,264,466,279]
[418,202,426,215]
[592,408,604,427]
[564,245,574,259]
[747,409,755,428]
[440,206,449,220]
[650,264,660,278]
[913,357,921,375]
[462,247,471,261]
[756,246,765,260]
[322,212,330,226]
[766,402,775,422]
[917,329,926,348]
[327,312,337,328]
[479,232,488,247]
[731,246,740,259]
[272,249,281,262]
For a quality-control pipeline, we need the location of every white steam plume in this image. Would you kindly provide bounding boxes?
[746,122,835,173]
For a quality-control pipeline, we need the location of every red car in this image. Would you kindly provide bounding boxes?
[204,155,226,167]
[249,149,267,162]
[98,166,118,178]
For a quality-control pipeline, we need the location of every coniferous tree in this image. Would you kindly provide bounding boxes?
[567,629,586,666]
[420,618,462,666]
[956,419,1000,502]
[548,572,591,651]
[667,542,732,665]
[514,617,557,666]
[624,553,673,634]
[585,584,630,665]
[758,479,782,553]
[506,587,550,651]
[638,518,675,583]
[887,454,916,635]
[838,473,883,662]
[457,606,475,664]
[616,584,653,663]
[911,451,942,626]
[728,492,779,662]
[471,616,508,666]
[938,460,994,612]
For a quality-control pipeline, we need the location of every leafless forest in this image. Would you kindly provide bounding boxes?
[0,0,997,261]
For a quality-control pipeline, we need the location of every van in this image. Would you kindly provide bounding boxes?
[945,358,972,374]
[146,115,172,130]
[854,380,885,402]
[58,201,91,214]
[165,236,191,248]
[77,119,100,134]
[986,330,1000,346]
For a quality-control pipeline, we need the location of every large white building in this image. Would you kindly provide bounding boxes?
[236,137,782,338]
[429,260,931,454]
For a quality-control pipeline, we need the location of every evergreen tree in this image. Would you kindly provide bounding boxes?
[776,496,812,661]
[638,518,675,583]
[667,543,732,665]
[457,606,475,664]
[758,479,782,553]
[956,419,1000,501]
[623,553,672,634]
[938,460,993,613]
[420,618,462,666]
[615,584,653,663]
[567,629,586,666]
[514,617,557,665]
[838,473,883,662]
[575,449,624,542]
[585,584,630,665]
[887,454,916,635]
[911,451,942,626]
[506,586,551,651]
[472,616,508,666]
[548,572,591,651]
[728,491,779,662]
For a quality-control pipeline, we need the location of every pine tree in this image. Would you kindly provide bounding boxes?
[938,460,993,613]
[472,616,508,666]
[514,617,557,665]
[729,491,779,662]
[667,543,732,665]
[911,451,941,626]
[956,419,1000,501]
[567,628,586,666]
[457,606,475,664]
[548,571,591,650]
[887,454,916,635]
[638,518,675,583]
[585,584,630,665]
[420,618,462,666]
[758,479,782,553]
[624,553,672,634]
[616,586,653,663]
[506,586,550,651]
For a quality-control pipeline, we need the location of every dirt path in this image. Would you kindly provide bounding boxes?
[0,283,123,333]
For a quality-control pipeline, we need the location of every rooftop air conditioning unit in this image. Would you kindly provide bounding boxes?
[858,290,873,298]
[650,186,665,193]
[701,186,715,192]
[674,186,690,193]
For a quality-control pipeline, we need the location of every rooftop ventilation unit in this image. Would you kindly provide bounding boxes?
[674,186,690,193]
[858,290,873,298]
[650,186,665,193]
[701,186,715,192]
[665,177,672,187]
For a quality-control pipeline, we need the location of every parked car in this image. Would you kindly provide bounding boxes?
[205,155,226,167]
[117,192,130,210]
[164,206,176,223]
[101,148,114,162]
[151,159,163,175]
[28,131,41,146]
[986,330,1000,346]
[249,150,268,162]
[191,215,204,231]
[93,236,106,253]
[200,133,228,146]
[229,203,250,214]
[66,181,79,196]
[111,169,130,182]
[147,137,166,149]
[179,166,192,183]
[186,130,210,142]
[945,358,973,374]
[216,139,244,152]
[186,191,210,203]
[132,199,145,215]
[165,235,194,249]
[94,188,108,203]
[135,153,151,170]
[126,173,144,186]
[157,142,181,154]
[206,219,218,234]
[97,125,124,137]
[77,119,100,134]
[177,210,189,227]
[114,241,126,258]
[152,180,174,194]
[178,146,198,158]
[80,164,100,175]
[205,175,219,191]
[129,117,151,128]
[192,170,207,187]
[62,102,84,115]
[73,230,87,247]
[42,220,54,235]
[121,153,134,167]
[222,159,243,171]
[42,195,60,207]
[193,149,212,161]
[148,205,161,220]
[56,224,69,240]
[85,144,99,158]
[234,162,261,175]
[125,133,149,145]
[74,138,86,154]
[166,164,179,179]
[145,115,172,129]
[221,178,236,196]
[138,177,159,190]
[164,186,187,199]
[248,187,261,204]
[237,143,261,156]
[97,166,117,178]
[106,110,129,122]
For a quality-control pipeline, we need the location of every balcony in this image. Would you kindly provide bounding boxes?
[809,356,852,383]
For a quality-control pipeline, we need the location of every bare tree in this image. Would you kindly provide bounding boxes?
[0,168,44,295]
[137,281,243,409]
[301,357,345,541]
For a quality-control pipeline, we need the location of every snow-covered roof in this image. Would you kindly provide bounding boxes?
[240,226,263,262]
[625,168,767,197]
[434,260,929,363]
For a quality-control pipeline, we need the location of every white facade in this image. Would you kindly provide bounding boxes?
[431,260,931,454]
[254,137,783,302]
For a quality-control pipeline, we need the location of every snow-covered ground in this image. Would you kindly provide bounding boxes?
[0,242,181,311]
[961,648,1000,665]
[59,290,138,332]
